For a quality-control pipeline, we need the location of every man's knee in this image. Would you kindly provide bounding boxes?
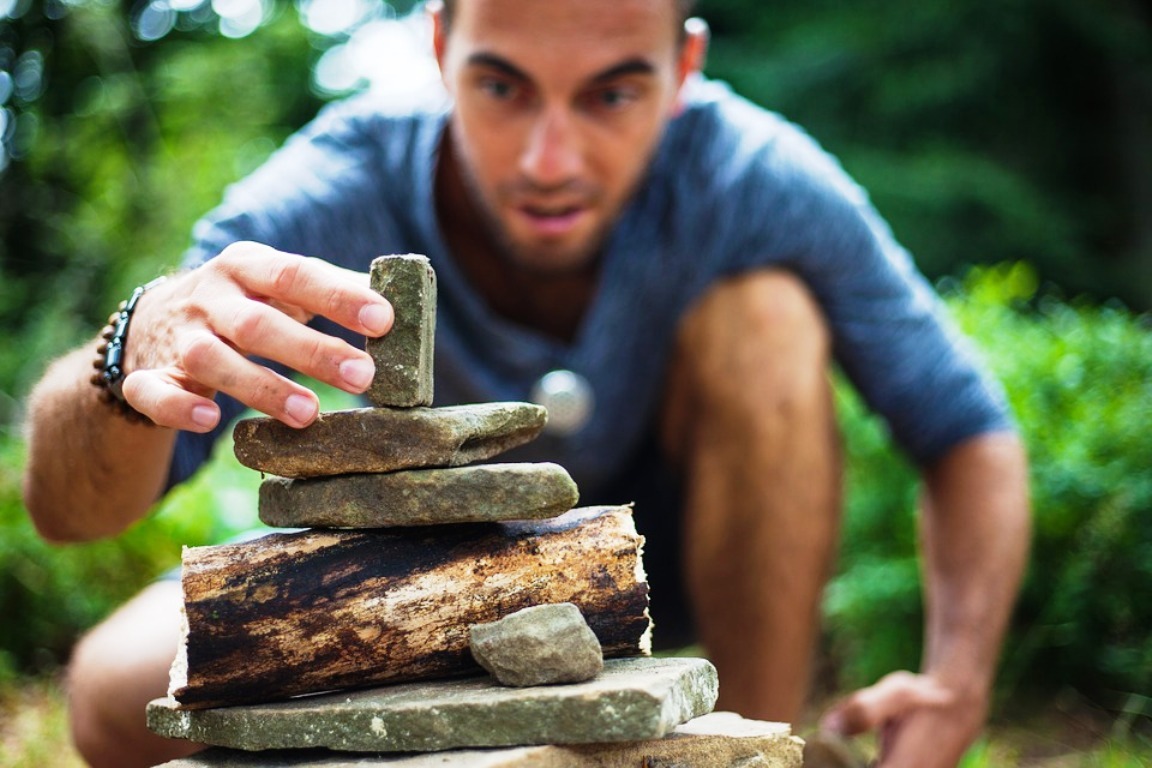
[68,581,185,768]
[664,268,833,452]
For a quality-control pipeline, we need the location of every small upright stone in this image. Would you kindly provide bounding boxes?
[367,254,436,407]
[470,603,603,687]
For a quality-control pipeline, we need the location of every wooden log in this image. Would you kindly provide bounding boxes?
[170,506,650,709]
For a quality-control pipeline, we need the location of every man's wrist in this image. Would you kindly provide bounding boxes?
[90,275,167,423]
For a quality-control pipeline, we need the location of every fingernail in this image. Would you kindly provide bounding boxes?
[339,357,375,391]
[359,302,392,336]
[284,393,317,425]
[191,405,219,430]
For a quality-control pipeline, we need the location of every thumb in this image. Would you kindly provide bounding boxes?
[821,671,955,736]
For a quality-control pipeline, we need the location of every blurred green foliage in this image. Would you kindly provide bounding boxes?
[0,0,1149,720]
[703,0,1152,310]
[0,1,321,409]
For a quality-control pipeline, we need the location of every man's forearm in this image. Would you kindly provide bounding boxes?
[919,431,1031,699]
[23,343,177,542]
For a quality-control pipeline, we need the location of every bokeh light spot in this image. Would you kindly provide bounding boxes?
[214,0,267,39]
[298,0,376,37]
[134,0,177,42]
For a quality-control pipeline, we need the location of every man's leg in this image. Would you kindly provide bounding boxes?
[68,580,201,768]
[662,268,842,724]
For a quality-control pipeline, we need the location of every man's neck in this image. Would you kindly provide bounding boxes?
[434,134,600,344]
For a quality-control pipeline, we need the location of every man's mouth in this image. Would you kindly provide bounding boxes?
[516,203,588,237]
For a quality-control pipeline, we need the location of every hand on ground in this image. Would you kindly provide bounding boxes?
[819,670,988,768]
[121,242,393,432]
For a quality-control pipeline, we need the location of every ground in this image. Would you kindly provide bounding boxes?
[1,675,1149,767]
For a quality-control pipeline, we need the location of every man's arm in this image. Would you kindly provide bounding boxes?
[822,431,1031,767]
[23,345,180,542]
[22,242,393,543]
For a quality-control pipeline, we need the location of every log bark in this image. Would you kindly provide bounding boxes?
[171,506,650,709]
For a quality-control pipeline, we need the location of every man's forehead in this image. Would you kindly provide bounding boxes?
[446,0,681,67]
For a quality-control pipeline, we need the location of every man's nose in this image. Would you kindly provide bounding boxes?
[518,107,583,188]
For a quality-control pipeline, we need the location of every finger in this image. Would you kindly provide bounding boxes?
[122,370,221,433]
[177,330,320,428]
[821,672,954,736]
[211,295,376,394]
[214,243,393,337]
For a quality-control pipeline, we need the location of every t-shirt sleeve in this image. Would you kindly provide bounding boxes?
[695,101,1014,466]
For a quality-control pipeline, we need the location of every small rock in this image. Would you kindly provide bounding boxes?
[258,462,578,528]
[367,254,436,407]
[470,603,603,687]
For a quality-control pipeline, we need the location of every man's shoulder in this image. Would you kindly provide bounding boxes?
[674,78,810,160]
[661,77,868,216]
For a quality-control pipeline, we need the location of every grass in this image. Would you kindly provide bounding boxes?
[0,676,85,768]
[1,673,1149,767]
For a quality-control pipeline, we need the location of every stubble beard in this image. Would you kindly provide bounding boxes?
[450,135,613,278]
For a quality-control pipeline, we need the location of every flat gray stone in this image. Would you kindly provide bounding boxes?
[154,713,801,767]
[233,403,547,479]
[148,657,718,754]
[367,254,436,408]
[470,603,603,687]
[259,463,578,528]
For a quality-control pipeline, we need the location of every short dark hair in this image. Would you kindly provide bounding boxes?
[438,0,700,31]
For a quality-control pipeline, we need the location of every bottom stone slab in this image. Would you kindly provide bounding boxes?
[155,712,803,767]
[149,657,717,754]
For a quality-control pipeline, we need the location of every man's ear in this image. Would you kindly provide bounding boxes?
[428,0,448,75]
[672,17,709,114]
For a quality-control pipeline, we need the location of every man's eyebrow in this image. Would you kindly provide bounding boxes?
[465,53,530,81]
[464,53,657,84]
[589,58,656,83]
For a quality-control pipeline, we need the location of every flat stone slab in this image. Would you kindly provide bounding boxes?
[233,403,547,479]
[367,254,436,408]
[470,603,603,687]
[148,657,718,754]
[259,462,578,528]
[155,712,802,767]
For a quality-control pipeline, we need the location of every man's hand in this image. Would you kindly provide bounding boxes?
[820,670,987,768]
[123,242,393,432]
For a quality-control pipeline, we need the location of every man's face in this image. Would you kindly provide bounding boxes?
[434,0,699,274]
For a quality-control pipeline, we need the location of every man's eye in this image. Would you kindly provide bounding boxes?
[586,86,639,111]
[479,78,517,101]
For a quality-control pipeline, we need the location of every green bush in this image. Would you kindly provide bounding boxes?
[825,262,1152,707]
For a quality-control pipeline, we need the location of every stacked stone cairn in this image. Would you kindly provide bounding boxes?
[146,255,803,767]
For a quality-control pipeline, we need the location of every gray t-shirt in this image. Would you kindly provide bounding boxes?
[170,78,1012,496]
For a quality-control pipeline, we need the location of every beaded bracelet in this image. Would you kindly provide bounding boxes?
[90,276,167,424]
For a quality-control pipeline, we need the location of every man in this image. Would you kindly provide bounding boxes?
[22,1,1030,766]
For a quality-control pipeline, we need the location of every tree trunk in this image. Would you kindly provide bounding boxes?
[171,506,650,709]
